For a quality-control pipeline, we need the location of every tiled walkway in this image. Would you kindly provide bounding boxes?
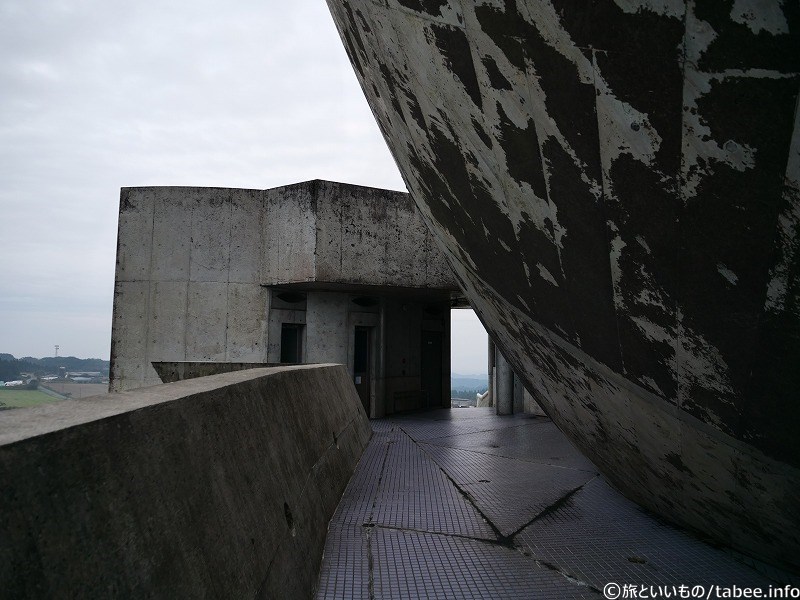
[315,409,795,599]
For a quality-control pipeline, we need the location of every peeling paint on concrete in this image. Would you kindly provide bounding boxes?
[730,0,790,35]
[327,0,800,569]
[613,0,684,19]
[537,263,559,287]
[717,264,739,285]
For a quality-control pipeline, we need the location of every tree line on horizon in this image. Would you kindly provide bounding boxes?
[0,354,110,381]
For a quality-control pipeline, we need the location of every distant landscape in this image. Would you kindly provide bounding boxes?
[451,372,488,402]
[0,354,111,410]
[0,354,110,381]
[0,356,483,409]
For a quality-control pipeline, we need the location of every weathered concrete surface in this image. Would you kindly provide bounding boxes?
[494,348,514,415]
[111,181,457,392]
[0,364,371,599]
[326,0,800,568]
[151,361,280,383]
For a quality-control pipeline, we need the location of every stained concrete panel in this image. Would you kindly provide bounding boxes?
[314,181,345,282]
[262,183,317,284]
[384,197,430,288]
[422,231,455,288]
[110,280,150,392]
[313,180,455,289]
[229,188,264,284]
[186,281,228,361]
[116,188,155,282]
[305,293,350,365]
[190,188,232,283]
[337,189,389,285]
[225,283,266,362]
[146,281,187,363]
[151,189,193,282]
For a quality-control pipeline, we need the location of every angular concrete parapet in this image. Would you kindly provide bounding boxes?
[151,360,282,383]
[0,364,371,599]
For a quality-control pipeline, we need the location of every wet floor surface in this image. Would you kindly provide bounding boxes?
[315,409,795,599]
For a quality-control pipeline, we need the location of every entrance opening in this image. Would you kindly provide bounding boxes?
[354,326,371,415]
[450,308,488,408]
[280,324,303,363]
[421,330,443,408]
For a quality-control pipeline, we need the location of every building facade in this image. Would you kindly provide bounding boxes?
[110,180,462,417]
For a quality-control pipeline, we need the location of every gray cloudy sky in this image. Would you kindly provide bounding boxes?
[0,0,487,373]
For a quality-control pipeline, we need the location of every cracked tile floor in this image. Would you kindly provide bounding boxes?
[315,408,796,599]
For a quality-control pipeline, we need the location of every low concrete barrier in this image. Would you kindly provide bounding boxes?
[0,364,371,599]
[151,361,283,384]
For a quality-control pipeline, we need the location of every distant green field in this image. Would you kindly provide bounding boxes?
[0,389,61,409]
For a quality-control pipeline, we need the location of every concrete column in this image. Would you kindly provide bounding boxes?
[495,349,513,415]
[485,338,495,407]
[442,306,451,409]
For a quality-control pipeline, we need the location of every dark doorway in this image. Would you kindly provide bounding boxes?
[421,330,443,408]
[354,326,371,415]
[280,324,303,363]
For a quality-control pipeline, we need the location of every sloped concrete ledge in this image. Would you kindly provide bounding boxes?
[0,364,372,599]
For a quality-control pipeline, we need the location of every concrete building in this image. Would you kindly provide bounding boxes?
[110,180,466,417]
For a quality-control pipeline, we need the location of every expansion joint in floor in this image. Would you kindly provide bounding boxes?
[504,477,597,541]
[360,521,500,547]
[399,426,507,544]
[419,440,598,474]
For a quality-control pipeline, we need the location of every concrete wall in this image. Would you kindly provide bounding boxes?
[111,181,457,392]
[0,365,371,599]
[313,180,454,288]
[112,187,270,391]
[151,361,283,383]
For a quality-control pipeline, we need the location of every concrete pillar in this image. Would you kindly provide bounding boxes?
[485,338,495,407]
[495,349,513,415]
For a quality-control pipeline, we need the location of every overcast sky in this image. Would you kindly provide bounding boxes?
[0,0,487,374]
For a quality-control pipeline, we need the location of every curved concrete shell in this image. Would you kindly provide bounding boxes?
[326,0,800,569]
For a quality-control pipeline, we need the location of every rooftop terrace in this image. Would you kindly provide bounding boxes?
[316,409,797,599]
